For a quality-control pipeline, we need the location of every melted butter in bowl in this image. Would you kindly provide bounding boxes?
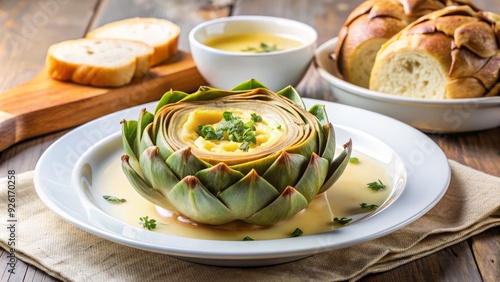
[76,127,404,241]
[204,33,304,54]
[189,15,317,91]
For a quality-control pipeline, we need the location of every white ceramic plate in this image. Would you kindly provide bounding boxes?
[34,99,450,266]
[315,37,500,133]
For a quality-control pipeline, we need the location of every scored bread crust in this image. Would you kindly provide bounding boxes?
[334,0,478,88]
[86,17,180,66]
[370,6,500,99]
[46,38,154,87]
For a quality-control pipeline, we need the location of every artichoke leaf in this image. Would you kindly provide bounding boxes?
[308,104,329,127]
[137,109,154,156]
[218,169,279,219]
[294,153,329,202]
[320,123,336,164]
[231,78,268,90]
[139,146,179,195]
[165,147,211,179]
[168,176,233,225]
[180,86,247,103]
[284,124,318,159]
[306,107,327,159]
[154,89,188,114]
[121,119,138,158]
[230,152,280,176]
[154,114,175,160]
[245,186,308,226]
[262,151,308,192]
[121,119,142,174]
[139,123,155,154]
[276,86,306,109]
[195,163,245,195]
[318,139,353,194]
[121,155,177,211]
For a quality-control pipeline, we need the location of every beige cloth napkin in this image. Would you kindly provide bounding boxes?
[1,160,499,282]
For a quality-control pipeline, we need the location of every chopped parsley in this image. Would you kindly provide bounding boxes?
[291,228,303,237]
[360,203,379,210]
[367,179,386,191]
[242,236,254,241]
[277,124,282,130]
[102,195,126,203]
[197,125,218,140]
[349,157,359,164]
[241,42,280,53]
[251,113,263,122]
[197,111,263,152]
[333,217,352,225]
[139,216,157,230]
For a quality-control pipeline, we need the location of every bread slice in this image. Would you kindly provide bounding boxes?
[46,38,154,87]
[369,34,451,99]
[86,18,180,66]
[334,0,478,89]
[370,6,500,99]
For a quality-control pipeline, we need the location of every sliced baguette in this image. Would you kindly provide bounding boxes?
[86,17,180,66]
[46,38,154,87]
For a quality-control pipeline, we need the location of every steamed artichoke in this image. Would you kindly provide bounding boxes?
[121,80,352,226]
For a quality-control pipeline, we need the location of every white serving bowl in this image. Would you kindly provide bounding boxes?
[189,15,317,91]
[315,38,500,133]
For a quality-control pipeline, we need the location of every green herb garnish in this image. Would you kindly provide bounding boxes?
[291,228,303,237]
[251,113,262,122]
[360,203,379,210]
[277,124,282,130]
[367,179,386,191]
[241,42,280,53]
[139,216,157,230]
[197,125,218,140]
[349,157,359,164]
[197,111,263,152]
[242,236,254,241]
[333,217,352,225]
[102,195,126,203]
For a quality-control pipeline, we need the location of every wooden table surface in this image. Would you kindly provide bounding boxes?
[1,0,498,281]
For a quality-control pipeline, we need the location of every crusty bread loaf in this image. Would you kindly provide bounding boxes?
[334,0,477,88]
[370,6,500,99]
[86,17,180,66]
[46,38,154,87]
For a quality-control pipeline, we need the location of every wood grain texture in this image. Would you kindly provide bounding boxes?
[429,127,500,177]
[362,240,483,282]
[88,0,231,51]
[472,227,500,282]
[0,0,498,281]
[0,0,100,93]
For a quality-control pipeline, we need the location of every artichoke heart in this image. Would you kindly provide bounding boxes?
[121,79,352,226]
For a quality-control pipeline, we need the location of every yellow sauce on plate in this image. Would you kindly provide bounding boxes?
[89,147,394,241]
[204,33,303,53]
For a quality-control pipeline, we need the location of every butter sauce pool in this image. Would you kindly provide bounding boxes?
[91,148,392,241]
[204,33,304,53]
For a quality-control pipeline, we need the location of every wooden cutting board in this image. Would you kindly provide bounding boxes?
[0,51,206,152]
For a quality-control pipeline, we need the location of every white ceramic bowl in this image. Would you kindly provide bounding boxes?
[189,15,317,91]
[315,38,500,133]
